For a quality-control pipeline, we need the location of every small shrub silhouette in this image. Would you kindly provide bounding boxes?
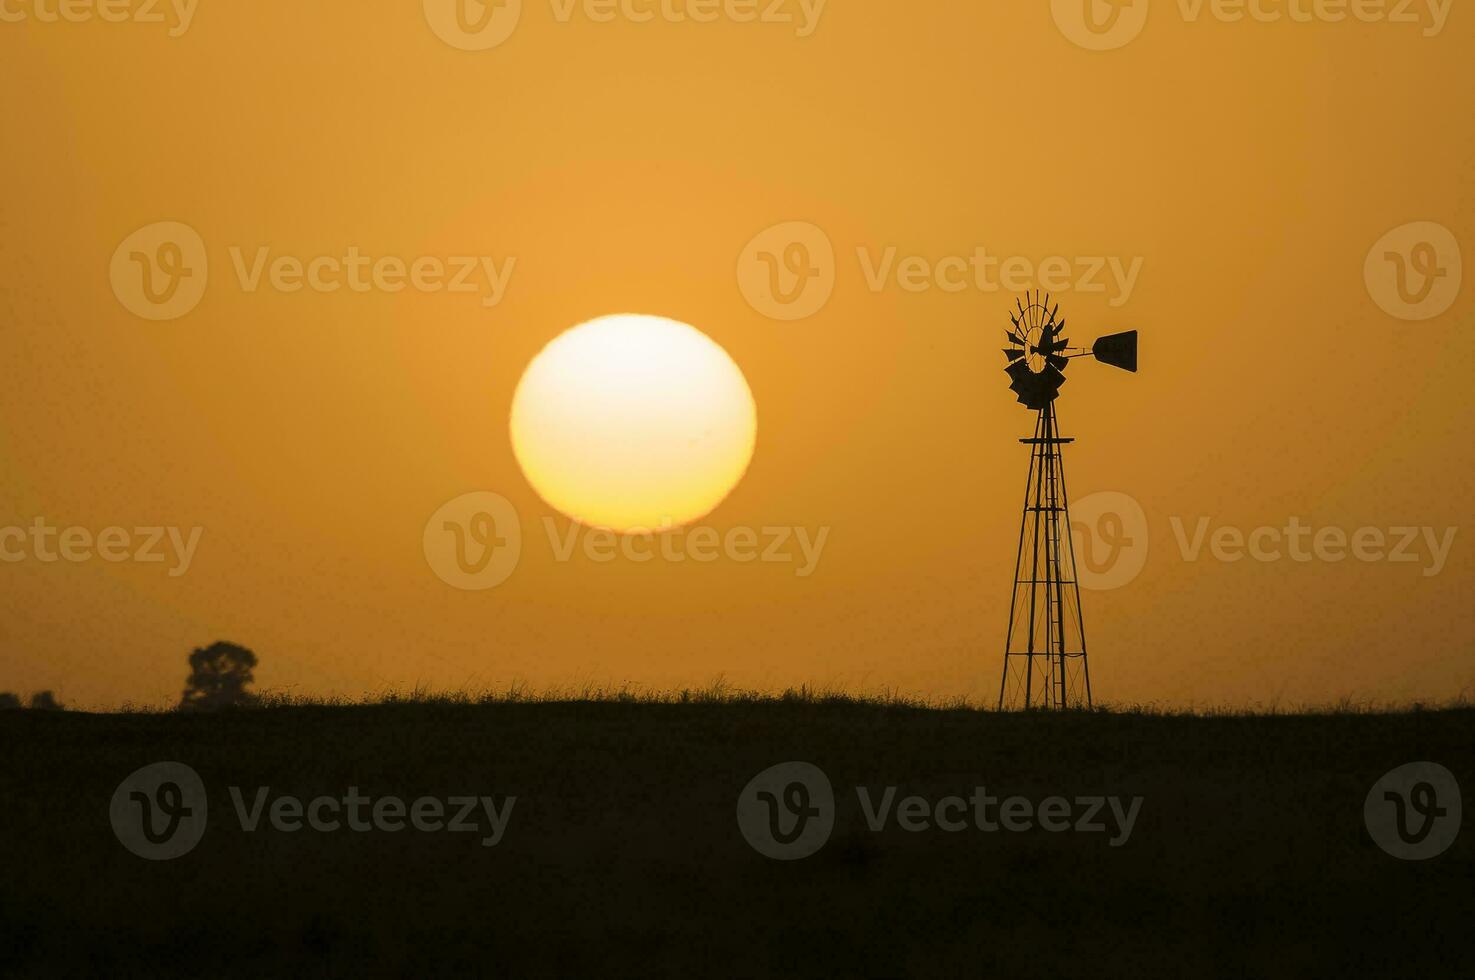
[179,641,259,711]
[0,692,20,710]
[27,691,64,711]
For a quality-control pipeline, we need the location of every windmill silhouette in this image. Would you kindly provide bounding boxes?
[998,292,1137,710]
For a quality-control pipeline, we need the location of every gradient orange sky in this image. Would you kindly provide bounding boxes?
[2,2,1471,709]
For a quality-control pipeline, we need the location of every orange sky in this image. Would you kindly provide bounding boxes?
[2,2,1471,709]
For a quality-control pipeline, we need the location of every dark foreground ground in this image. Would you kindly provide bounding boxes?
[1,701,1470,977]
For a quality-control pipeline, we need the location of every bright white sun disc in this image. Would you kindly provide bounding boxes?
[510,314,757,532]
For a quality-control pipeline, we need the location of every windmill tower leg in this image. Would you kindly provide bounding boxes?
[998,401,1091,710]
[1055,425,1093,708]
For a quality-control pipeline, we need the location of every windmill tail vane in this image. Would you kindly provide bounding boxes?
[996,292,1138,711]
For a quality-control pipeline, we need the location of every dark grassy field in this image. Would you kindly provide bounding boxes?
[1,699,1470,977]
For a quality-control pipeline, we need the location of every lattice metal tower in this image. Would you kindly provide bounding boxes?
[997,292,1137,710]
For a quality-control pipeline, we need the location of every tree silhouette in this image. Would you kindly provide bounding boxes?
[27,691,63,711]
[0,692,20,710]
[179,641,259,711]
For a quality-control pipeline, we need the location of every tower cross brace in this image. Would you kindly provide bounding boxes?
[998,399,1092,710]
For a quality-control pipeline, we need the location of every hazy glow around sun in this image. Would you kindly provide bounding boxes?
[510,314,757,532]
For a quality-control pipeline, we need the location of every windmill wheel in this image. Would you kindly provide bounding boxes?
[1003,291,1070,410]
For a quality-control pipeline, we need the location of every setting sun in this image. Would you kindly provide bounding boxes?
[509,314,757,532]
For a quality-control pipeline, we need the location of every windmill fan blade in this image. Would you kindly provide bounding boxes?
[1005,361,1037,401]
[1003,348,1025,362]
[1006,360,1066,410]
[1092,330,1138,372]
[1007,330,1026,346]
[1007,375,1042,409]
[1047,354,1068,371]
[1031,324,1056,354]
